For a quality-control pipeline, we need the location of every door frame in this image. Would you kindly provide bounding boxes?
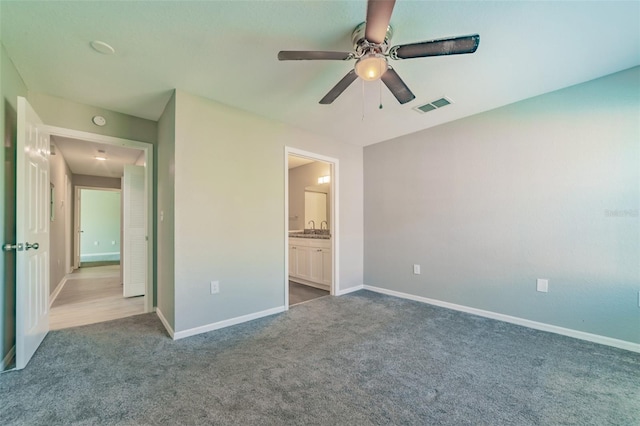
[284,147,339,308]
[64,174,72,274]
[44,125,154,313]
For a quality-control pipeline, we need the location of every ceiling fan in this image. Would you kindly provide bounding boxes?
[278,0,479,105]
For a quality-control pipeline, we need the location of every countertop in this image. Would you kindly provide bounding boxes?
[289,232,331,240]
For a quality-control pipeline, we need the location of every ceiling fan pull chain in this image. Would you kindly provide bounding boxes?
[361,79,365,120]
[379,79,383,109]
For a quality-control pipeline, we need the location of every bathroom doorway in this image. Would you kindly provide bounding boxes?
[285,148,338,308]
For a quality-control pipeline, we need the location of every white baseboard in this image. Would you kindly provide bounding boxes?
[1,346,15,370]
[363,285,640,354]
[80,252,120,262]
[173,306,286,340]
[335,284,363,296]
[155,308,175,339]
[49,276,68,307]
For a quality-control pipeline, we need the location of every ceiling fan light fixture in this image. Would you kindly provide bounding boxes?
[354,53,388,81]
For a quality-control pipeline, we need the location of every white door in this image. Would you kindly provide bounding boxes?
[15,96,50,370]
[122,165,146,297]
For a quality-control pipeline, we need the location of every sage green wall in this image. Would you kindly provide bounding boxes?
[0,43,27,367]
[170,90,363,333]
[27,92,157,144]
[79,189,121,262]
[156,91,175,329]
[71,175,122,269]
[364,67,640,345]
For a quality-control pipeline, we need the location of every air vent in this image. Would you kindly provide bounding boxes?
[417,103,436,113]
[414,97,453,114]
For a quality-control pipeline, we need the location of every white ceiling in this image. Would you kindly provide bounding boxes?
[51,136,143,179]
[2,1,639,147]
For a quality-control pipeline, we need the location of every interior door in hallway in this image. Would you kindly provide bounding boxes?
[15,96,50,370]
[122,164,146,297]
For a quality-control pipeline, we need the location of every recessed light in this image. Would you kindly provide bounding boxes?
[92,115,107,126]
[90,40,115,55]
[95,149,107,161]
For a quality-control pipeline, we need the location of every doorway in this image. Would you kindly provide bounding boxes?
[77,187,121,268]
[48,184,138,331]
[285,148,339,308]
[45,127,153,329]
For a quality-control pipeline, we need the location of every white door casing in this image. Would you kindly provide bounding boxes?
[123,164,146,297]
[284,147,339,307]
[15,96,50,370]
[65,174,72,273]
[44,125,154,313]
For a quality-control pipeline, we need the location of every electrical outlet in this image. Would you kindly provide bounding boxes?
[210,281,220,294]
[413,264,421,275]
[537,278,549,293]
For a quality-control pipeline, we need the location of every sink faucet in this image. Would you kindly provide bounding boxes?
[321,221,328,230]
[308,220,315,230]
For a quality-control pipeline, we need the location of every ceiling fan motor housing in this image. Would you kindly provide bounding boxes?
[351,22,393,54]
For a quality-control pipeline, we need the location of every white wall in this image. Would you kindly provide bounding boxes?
[364,67,640,345]
[49,141,73,293]
[168,90,363,334]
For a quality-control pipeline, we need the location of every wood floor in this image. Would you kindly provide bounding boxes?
[289,281,329,306]
[50,265,144,330]
[49,269,324,330]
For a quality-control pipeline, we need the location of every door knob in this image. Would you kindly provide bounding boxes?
[25,242,39,251]
[2,243,23,251]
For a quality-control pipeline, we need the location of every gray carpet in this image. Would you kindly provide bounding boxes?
[1,291,638,425]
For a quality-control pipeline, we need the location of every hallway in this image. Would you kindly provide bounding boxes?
[50,265,144,330]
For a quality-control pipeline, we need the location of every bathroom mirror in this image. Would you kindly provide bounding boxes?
[304,184,329,229]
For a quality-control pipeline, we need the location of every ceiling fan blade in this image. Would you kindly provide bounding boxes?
[390,34,480,60]
[365,0,396,44]
[278,51,353,61]
[381,66,415,104]
[319,69,358,104]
